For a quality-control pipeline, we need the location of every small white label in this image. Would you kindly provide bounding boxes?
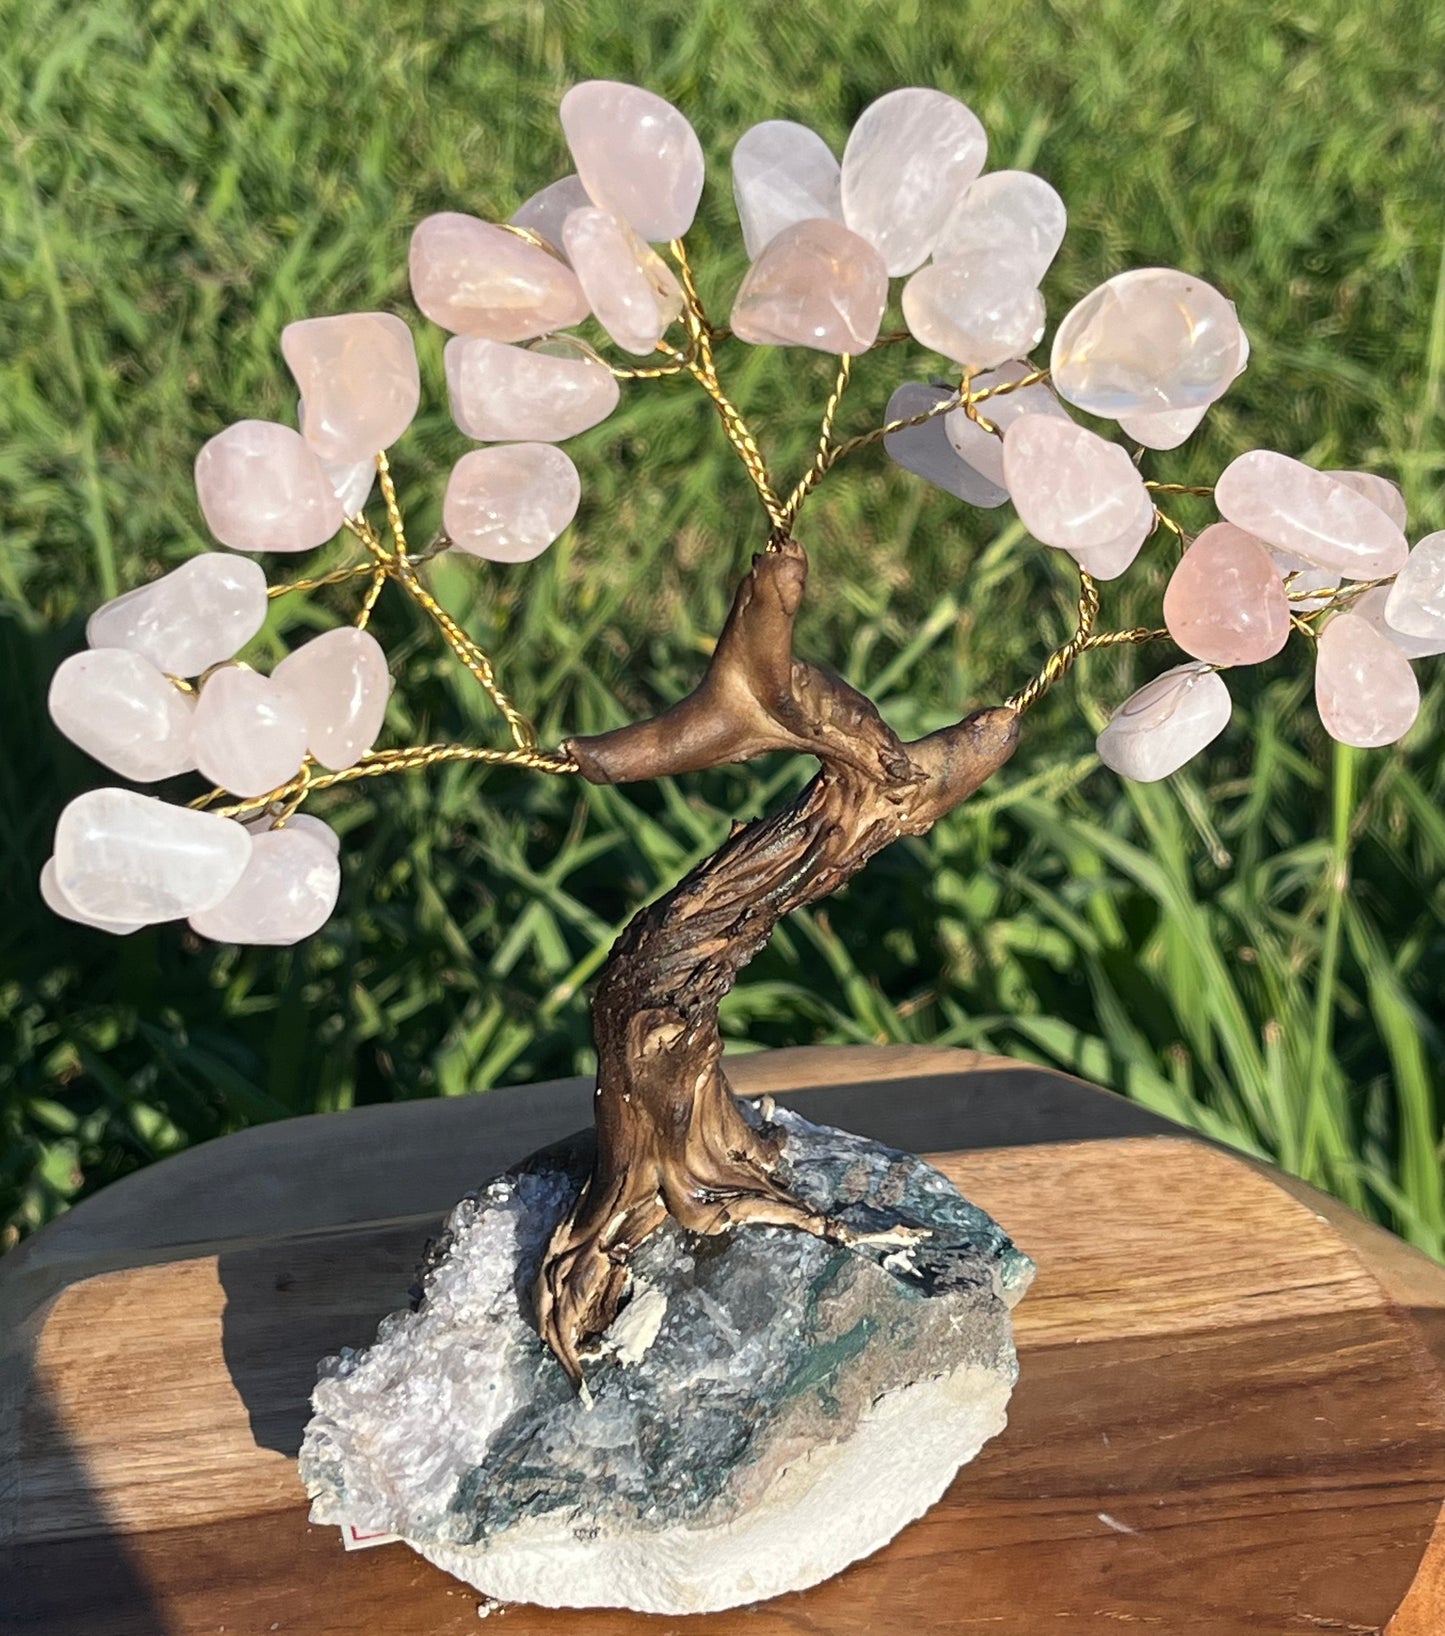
[339,1523,402,1551]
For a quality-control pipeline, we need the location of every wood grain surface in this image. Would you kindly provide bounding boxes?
[3,1046,1444,1635]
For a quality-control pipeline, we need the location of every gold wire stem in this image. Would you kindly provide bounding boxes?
[375,450,409,563]
[1144,481,1215,497]
[355,565,388,631]
[780,354,854,528]
[202,740,579,821]
[667,238,788,532]
[1005,569,1103,714]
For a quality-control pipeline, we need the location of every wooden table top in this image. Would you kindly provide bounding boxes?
[3,1044,1443,1635]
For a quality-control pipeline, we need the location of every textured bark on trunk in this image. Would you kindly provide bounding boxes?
[535,539,1019,1382]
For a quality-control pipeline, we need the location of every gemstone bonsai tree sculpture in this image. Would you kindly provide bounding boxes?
[41,80,1443,1612]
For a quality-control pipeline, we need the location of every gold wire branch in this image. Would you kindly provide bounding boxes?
[1005,569,1103,714]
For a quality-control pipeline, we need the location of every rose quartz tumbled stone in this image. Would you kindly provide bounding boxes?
[54,788,252,923]
[1214,451,1408,580]
[243,811,341,856]
[86,553,268,678]
[49,649,196,782]
[510,175,593,260]
[1352,585,1445,659]
[840,88,987,276]
[189,826,341,946]
[943,361,1071,495]
[1315,612,1420,748]
[731,120,842,259]
[1328,470,1407,531]
[1115,324,1250,450]
[195,421,345,554]
[273,627,389,771]
[563,208,683,356]
[1002,414,1151,554]
[1096,663,1233,782]
[1162,523,1291,666]
[902,252,1045,371]
[282,313,420,466]
[1383,530,1445,640]
[409,213,589,342]
[443,445,581,563]
[560,81,705,243]
[933,171,1066,282]
[193,666,310,798]
[1071,484,1156,582]
[40,856,144,935]
[445,336,620,442]
[1052,268,1243,417]
[731,219,887,354]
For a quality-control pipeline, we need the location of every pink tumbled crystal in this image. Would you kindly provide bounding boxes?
[188,826,341,946]
[1071,484,1155,582]
[409,213,589,341]
[559,81,705,243]
[193,666,309,798]
[40,856,144,936]
[54,789,252,923]
[510,175,593,260]
[1214,451,1408,580]
[1352,585,1445,659]
[195,421,345,554]
[730,219,887,354]
[443,445,581,563]
[943,361,1071,496]
[86,553,268,678]
[1328,470,1407,531]
[840,88,987,276]
[731,120,843,259]
[49,649,196,782]
[563,208,683,356]
[273,627,389,771]
[933,170,1066,282]
[1116,324,1250,450]
[1052,268,1243,417]
[1383,530,1445,640]
[1096,663,1233,782]
[1163,523,1291,666]
[1314,612,1419,748]
[902,252,1045,370]
[282,313,419,466]
[445,336,620,442]
[1002,414,1151,554]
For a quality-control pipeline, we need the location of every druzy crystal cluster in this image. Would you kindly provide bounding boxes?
[42,79,1444,945]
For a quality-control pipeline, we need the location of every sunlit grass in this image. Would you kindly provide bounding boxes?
[1,0,1442,1253]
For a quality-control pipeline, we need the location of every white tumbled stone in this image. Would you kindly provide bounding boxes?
[193,666,310,798]
[902,253,1045,370]
[282,314,420,466]
[444,445,581,563]
[944,361,1070,495]
[54,788,252,923]
[563,208,684,356]
[840,88,987,276]
[195,421,345,554]
[1096,664,1233,781]
[1352,585,1445,659]
[1383,531,1445,639]
[272,627,389,772]
[1052,268,1244,417]
[40,857,144,936]
[49,649,196,782]
[1115,322,1249,450]
[510,175,593,260]
[559,81,704,243]
[1002,414,1151,554]
[731,120,843,259]
[933,170,1066,282]
[245,811,342,856]
[1214,451,1408,580]
[189,826,341,946]
[86,554,268,678]
[409,213,589,341]
[730,219,888,354]
[444,336,620,442]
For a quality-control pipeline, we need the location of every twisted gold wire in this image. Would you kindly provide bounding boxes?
[781,354,854,528]
[1005,570,1104,714]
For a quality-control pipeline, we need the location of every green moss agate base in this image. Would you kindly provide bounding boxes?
[299,1105,1034,1614]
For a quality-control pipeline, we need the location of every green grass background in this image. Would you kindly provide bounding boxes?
[2,0,1443,1255]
